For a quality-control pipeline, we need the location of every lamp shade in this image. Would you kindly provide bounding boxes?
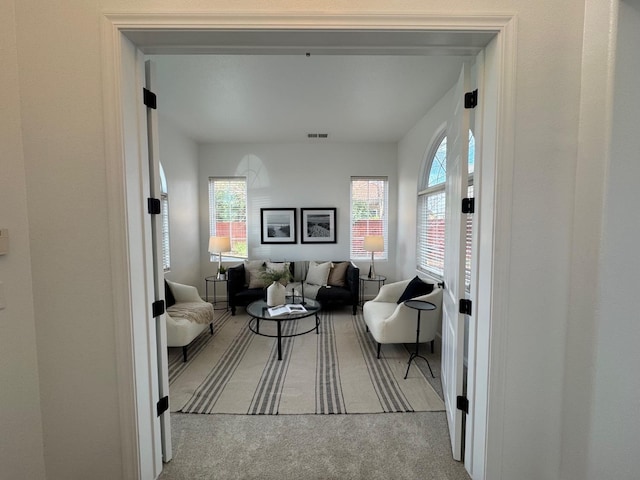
[363,235,384,252]
[208,236,231,254]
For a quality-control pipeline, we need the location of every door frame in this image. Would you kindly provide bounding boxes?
[101,12,516,480]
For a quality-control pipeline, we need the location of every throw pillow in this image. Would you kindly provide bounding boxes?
[266,261,291,286]
[397,276,434,304]
[328,261,349,287]
[305,261,331,286]
[165,280,176,308]
[245,260,267,289]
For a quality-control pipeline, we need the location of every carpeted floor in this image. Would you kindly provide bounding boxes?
[160,307,470,480]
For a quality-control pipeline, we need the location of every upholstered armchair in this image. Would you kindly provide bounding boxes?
[362,278,442,359]
[165,279,214,362]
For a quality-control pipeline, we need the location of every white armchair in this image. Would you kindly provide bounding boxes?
[363,278,442,360]
[165,279,214,362]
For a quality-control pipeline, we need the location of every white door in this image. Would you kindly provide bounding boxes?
[144,60,173,463]
[441,63,471,461]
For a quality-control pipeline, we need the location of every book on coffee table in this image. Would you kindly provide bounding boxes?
[268,304,308,316]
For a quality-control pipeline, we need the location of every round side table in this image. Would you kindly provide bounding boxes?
[403,299,436,379]
[205,276,228,311]
[359,274,387,307]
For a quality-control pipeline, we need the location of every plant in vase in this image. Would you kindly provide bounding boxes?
[217,265,227,280]
[261,267,291,306]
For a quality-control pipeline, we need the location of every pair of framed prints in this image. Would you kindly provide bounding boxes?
[261,208,336,244]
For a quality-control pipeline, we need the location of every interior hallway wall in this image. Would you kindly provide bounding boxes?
[586,1,640,477]
[7,1,597,478]
[0,0,46,478]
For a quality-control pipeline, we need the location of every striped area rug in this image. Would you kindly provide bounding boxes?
[168,309,444,415]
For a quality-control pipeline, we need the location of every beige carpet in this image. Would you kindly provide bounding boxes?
[168,309,444,415]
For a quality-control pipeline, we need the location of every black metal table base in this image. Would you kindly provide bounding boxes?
[249,314,320,361]
[402,299,437,379]
[405,350,434,379]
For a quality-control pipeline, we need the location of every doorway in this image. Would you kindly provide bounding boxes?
[102,14,516,480]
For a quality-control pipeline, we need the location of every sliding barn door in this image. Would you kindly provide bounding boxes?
[441,63,471,461]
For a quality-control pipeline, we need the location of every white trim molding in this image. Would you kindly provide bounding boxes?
[101,12,517,480]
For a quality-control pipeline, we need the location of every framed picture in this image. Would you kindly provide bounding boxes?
[301,208,337,244]
[261,208,297,244]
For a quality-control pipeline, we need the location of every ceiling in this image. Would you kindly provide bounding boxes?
[153,54,470,143]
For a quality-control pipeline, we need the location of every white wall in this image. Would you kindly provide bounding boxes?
[198,142,397,290]
[0,1,46,478]
[158,115,201,288]
[397,85,454,279]
[6,1,608,479]
[587,1,640,478]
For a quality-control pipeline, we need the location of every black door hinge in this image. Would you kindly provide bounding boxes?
[157,396,169,416]
[459,299,472,315]
[462,197,475,214]
[147,197,161,215]
[457,395,469,414]
[143,88,157,109]
[464,89,478,109]
[152,300,165,317]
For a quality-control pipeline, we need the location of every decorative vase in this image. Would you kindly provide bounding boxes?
[266,281,286,307]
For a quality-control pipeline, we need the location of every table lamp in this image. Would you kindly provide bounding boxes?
[363,235,384,278]
[209,236,231,278]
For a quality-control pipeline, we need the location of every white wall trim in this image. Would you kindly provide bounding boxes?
[100,12,517,479]
[100,16,140,480]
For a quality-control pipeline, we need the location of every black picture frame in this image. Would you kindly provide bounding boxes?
[301,208,337,244]
[261,208,297,244]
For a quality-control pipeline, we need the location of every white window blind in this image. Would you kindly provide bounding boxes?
[208,177,247,259]
[159,163,170,272]
[417,135,447,277]
[350,177,388,260]
[161,194,170,271]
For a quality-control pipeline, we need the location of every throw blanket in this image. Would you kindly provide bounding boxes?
[167,302,214,325]
[286,281,321,300]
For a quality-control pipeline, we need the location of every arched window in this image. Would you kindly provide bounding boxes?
[159,163,171,272]
[417,132,447,277]
[417,130,475,283]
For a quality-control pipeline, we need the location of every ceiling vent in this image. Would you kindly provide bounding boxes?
[307,133,329,139]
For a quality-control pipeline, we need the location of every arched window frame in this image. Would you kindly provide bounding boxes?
[417,129,447,278]
[417,129,475,284]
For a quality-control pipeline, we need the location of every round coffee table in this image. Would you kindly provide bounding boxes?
[246,296,322,360]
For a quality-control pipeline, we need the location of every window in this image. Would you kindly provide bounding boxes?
[417,134,447,277]
[417,131,474,285]
[208,177,247,259]
[159,163,170,272]
[350,177,388,259]
[465,133,475,291]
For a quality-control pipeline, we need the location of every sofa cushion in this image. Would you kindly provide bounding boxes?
[397,276,434,304]
[306,261,331,286]
[246,260,267,288]
[165,280,176,308]
[328,261,349,287]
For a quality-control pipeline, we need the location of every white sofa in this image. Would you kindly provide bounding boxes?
[165,279,214,362]
[363,278,443,359]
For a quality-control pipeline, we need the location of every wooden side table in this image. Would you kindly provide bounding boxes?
[205,276,228,311]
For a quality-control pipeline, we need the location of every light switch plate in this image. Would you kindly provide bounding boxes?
[0,228,8,255]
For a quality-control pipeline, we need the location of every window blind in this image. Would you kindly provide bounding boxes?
[208,177,247,259]
[350,177,388,260]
